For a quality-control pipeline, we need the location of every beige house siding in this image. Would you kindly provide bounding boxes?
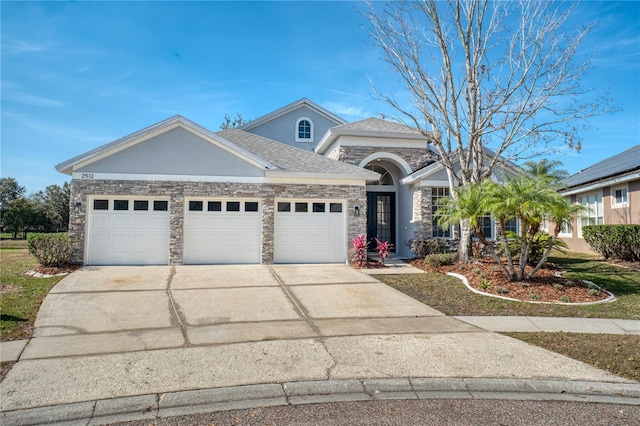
[560,177,640,254]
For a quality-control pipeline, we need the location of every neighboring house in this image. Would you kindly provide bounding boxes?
[56,98,513,266]
[557,145,640,253]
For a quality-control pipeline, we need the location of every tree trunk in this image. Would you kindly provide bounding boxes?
[458,218,472,262]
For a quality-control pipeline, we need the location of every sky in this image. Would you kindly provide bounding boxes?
[1,0,639,194]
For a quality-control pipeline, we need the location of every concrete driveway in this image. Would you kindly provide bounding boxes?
[1,264,635,415]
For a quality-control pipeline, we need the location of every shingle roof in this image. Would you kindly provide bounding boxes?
[561,145,640,188]
[240,98,347,131]
[333,117,423,135]
[217,129,379,179]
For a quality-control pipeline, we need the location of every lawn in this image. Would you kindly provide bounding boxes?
[0,242,66,340]
[374,251,640,381]
[504,332,640,382]
[374,251,640,320]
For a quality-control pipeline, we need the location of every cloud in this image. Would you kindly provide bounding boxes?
[323,102,370,119]
[1,39,48,54]
[2,91,65,108]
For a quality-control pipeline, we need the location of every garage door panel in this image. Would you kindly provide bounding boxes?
[86,198,169,265]
[183,200,261,264]
[274,201,346,264]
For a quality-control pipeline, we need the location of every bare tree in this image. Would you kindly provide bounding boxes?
[365,0,615,261]
[220,113,249,130]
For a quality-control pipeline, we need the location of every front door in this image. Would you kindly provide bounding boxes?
[366,192,396,251]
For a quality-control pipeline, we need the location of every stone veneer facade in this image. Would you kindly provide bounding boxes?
[69,179,367,265]
[327,146,439,242]
[327,146,435,171]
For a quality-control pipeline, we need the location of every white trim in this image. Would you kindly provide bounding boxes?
[577,191,604,238]
[560,171,640,196]
[611,184,629,208]
[415,179,454,187]
[358,152,413,175]
[240,98,347,132]
[295,117,314,142]
[72,172,367,186]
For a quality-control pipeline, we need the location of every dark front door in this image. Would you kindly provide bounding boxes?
[366,192,396,251]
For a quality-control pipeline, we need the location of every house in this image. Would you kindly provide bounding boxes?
[556,145,640,253]
[57,98,510,266]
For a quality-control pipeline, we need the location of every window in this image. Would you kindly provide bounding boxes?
[479,215,493,239]
[245,202,259,212]
[189,201,203,211]
[133,200,148,211]
[559,219,573,236]
[208,201,222,212]
[431,187,452,238]
[154,201,168,211]
[93,199,109,210]
[227,202,241,212]
[278,202,291,212]
[295,117,313,142]
[613,186,628,207]
[504,217,518,234]
[330,203,343,213]
[295,202,308,212]
[313,202,325,213]
[578,193,603,236]
[364,164,394,186]
[114,200,129,211]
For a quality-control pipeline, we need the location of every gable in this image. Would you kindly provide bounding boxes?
[240,99,346,150]
[76,126,266,177]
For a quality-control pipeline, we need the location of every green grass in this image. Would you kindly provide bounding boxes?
[374,251,640,320]
[0,248,66,340]
[504,332,640,382]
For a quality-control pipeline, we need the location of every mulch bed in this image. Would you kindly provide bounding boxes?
[351,261,389,269]
[33,264,82,275]
[409,258,610,304]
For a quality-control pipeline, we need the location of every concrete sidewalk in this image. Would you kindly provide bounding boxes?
[1,264,639,425]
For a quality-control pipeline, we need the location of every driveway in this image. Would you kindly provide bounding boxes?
[1,264,634,413]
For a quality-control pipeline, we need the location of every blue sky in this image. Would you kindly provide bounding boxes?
[1,1,639,194]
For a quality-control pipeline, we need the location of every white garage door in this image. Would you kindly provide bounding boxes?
[183,199,261,264]
[86,198,170,265]
[274,200,346,263]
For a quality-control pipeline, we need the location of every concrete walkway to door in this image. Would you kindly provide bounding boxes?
[1,264,638,424]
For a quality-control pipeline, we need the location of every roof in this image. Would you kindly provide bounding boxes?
[217,129,379,179]
[561,145,640,188]
[314,117,430,155]
[55,115,276,175]
[56,115,378,181]
[240,98,347,131]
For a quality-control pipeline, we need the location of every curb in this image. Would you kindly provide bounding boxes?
[2,377,639,426]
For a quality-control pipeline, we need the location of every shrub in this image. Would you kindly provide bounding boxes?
[27,233,70,267]
[496,286,508,294]
[559,295,570,303]
[553,283,564,291]
[375,238,393,265]
[502,231,568,265]
[424,252,457,267]
[583,225,640,261]
[409,238,453,257]
[350,234,368,267]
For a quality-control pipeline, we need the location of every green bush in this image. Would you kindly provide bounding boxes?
[409,238,456,257]
[27,233,70,266]
[583,225,640,261]
[424,252,457,267]
[502,231,567,265]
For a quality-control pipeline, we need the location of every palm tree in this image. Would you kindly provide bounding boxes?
[526,198,587,279]
[522,159,569,186]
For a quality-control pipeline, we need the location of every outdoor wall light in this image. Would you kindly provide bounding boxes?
[74,202,82,212]
[354,205,360,216]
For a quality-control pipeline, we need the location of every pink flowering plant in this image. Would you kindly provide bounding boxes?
[375,238,393,265]
[350,234,368,267]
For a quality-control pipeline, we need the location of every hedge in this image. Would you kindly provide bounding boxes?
[582,225,640,261]
[27,233,70,267]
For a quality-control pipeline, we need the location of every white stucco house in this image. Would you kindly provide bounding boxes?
[57,98,472,266]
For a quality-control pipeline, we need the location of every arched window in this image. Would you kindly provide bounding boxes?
[295,117,314,142]
[365,163,394,185]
